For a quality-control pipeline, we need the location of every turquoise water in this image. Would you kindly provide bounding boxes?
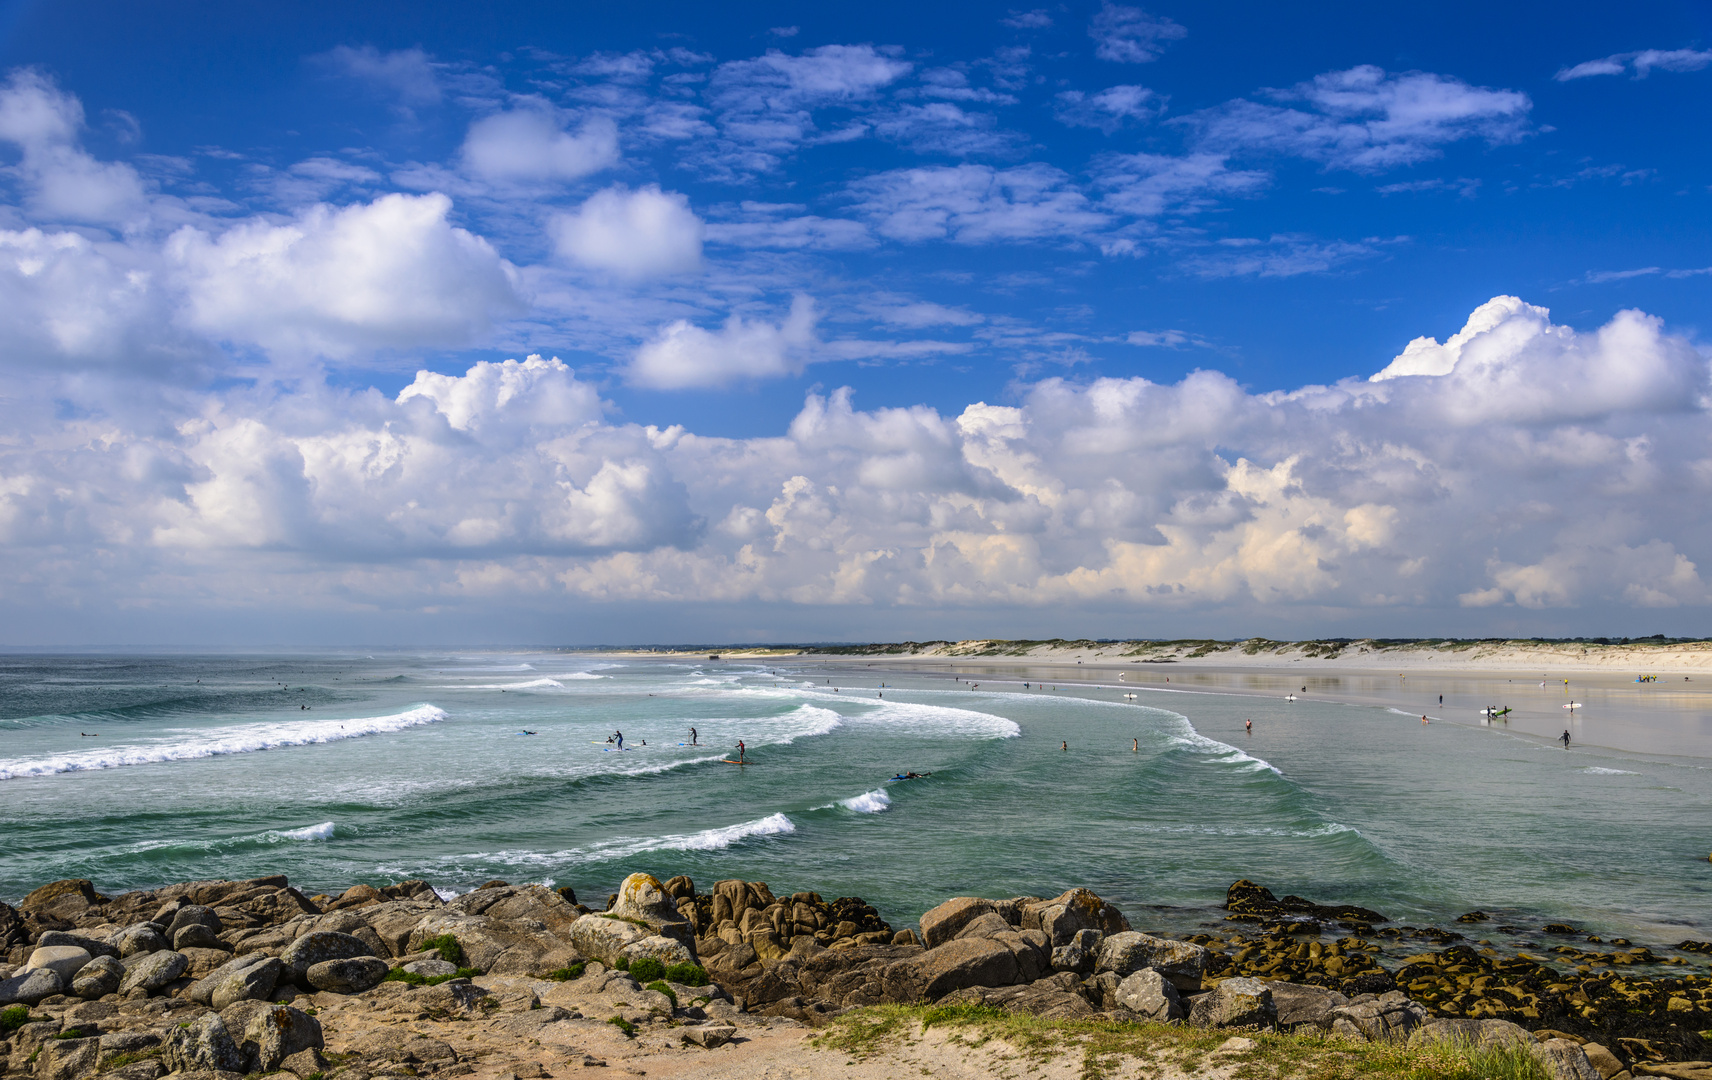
[2,653,1708,946]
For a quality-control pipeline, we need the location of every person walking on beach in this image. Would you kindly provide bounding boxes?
[1560,730,1571,748]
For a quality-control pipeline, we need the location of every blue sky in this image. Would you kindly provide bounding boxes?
[0,1,1709,644]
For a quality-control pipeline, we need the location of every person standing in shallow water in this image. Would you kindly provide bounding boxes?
[1061,741,1067,751]
[1245,719,1252,733]
[1561,730,1571,748]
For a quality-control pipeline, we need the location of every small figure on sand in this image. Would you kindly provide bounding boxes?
[1422,715,1429,724]
[1560,730,1571,748]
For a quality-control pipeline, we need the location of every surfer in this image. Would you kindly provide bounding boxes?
[614,730,625,750]
[736,739,746,763]
[521,730,536,735]
[690,727,697,745]
[1560,730,1571,749]
[1061,741,1067,751]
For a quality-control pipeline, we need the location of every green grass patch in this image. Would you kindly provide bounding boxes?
[52,1028,84,1040]
[613,957,630,971]
[382,965,482,987]
[607,1016,638,1038]
[814,1005,1555,1080]
[101,1048,163,1071]
[0,1005,34,1033]
[547,963,586,981]
[418,934,466,967]
[664,961,708,986]
[628,957,666,983]
[644,980,677,1007]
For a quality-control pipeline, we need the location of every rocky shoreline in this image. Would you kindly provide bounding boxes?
[1,873,1708,1080]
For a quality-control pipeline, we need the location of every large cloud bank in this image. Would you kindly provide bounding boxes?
[5,294,1708,625]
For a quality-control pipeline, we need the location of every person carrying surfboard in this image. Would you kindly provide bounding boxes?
[1560,730,1571,748]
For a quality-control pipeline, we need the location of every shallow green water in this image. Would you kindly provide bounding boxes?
[1,652,1707,946]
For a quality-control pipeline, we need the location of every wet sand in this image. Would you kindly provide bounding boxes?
[804,655,1712,761]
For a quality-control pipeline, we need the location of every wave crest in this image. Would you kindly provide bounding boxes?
[0,704,448,780]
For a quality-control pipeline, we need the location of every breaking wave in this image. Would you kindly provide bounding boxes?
[0,704,448,780]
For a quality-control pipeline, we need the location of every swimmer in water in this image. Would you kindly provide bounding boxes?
[1061,741,1068,751]
[1132,738,1139,752]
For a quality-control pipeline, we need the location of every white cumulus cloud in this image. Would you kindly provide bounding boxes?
[550,184,704,278]
[460,103,620,182]
[628,295,819,389]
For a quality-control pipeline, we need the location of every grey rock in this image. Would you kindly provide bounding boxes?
[71,953,125,999]
[1095,931,1210,991]
[33,1034,99,1080]
[1326,996,1428,1043]
[1022,889,1130,947]
[1531,1038,1602,1080]
[186,952,269,1005]
[108,1063,168,1080]
[208,956,283,1010]
[36,930,119,960]
[26,944,92,982]
[166,905,223,939]
[919,897,1000,949]
[953,911,1014,943]
[1408,1017,1534,1049]
[163,1012,246,1074]
[1265,980,1349,1030]
[939,972,1096,1020]
[1050,928,1101,975]
[281,1046,331,1076]
[567,913,648,966]
[623,933,694,967]
[403,957,457,976]
[118,949,188,994]
[280,930,373,986]
[1188,977,1276,1029]
[307,955,389,993]
[117,925,169,958]
[681,1024,737,1048]
[906,936,1021,1001]
[0,965,64,1005]
[172,923,225,951]
[98,1030,162,1054]
[1115,968,1184,1021]
[416,978,491,1018]
[237,1003,324,1072]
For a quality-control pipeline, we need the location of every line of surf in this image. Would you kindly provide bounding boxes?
[0,704,448,780]
[461,812,797,868]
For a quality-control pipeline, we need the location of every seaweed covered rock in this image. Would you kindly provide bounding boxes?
[1225,880,1388,928]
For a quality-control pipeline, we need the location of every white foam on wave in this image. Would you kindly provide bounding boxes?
[1130,820,1358,838]
[0,704,448,780]
[450,678,567,690]
[1581,766,1637,775]
[1165,724,1282,775]
[817,696,1022,740]
[275,821,336,841]
[560,672,607,680]
[468,813,797,868]
[840,789,891,813]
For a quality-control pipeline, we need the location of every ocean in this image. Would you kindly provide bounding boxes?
[2,652,1708,947]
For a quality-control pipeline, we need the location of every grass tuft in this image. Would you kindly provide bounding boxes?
[607,1016,638,1038]
[628,957,666,983]
[418,934,466,967]
[644,980,678,1007]
[547,963,586,982]
[0,1005,33,1033]
[815,1005,1557,1080]
[664,961,708,986]
[382,965,482,987]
